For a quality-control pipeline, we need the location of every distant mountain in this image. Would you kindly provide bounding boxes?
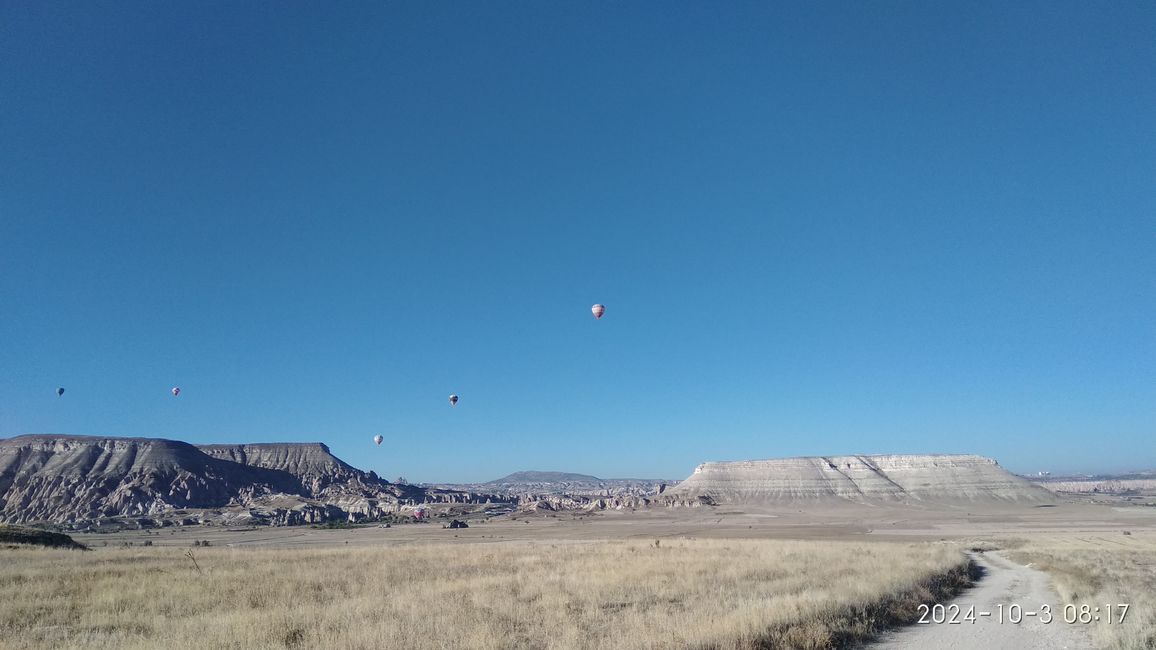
[486,471,603,484]
[0,435,508,528]
[429,471,677,507]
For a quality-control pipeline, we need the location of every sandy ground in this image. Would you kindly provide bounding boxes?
[873,551,1095,650]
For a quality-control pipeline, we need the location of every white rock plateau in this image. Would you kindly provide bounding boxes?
[667,454,1056,505]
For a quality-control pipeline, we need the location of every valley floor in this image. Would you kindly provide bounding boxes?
[3,502,1153,650]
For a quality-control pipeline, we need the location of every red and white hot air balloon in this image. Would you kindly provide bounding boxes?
[373,434,384,446]
[591,304,605,319]
[448,394,459,407]
[171,387,181,396]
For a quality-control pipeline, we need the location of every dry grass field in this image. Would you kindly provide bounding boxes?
[0,539,971,650]
[1002,532,1156,650]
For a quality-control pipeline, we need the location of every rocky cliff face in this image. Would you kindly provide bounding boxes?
[197,443,364,496]
[666,454,1055,505]
[0,436,301,524]
[0,435,504,527]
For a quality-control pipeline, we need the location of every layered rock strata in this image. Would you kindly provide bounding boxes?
[666,454,1055,505]
[0,435,506,527]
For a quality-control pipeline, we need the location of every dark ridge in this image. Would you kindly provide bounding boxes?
[0,524,88,550]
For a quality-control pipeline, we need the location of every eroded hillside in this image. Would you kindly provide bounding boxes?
[0,435,507,528]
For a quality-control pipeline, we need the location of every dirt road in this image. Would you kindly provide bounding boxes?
[872,551,1095,650]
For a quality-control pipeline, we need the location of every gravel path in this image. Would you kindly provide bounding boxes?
[871,551,1096,650]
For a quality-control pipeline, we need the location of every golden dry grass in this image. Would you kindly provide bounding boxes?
[1002,532,1156,650]
[0,539,969,650]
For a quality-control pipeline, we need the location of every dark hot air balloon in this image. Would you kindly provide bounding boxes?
[171,387,181,396]
[56,387,65,397]
[448,394,458,407]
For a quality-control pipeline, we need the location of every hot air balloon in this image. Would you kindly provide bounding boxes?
[448,394,458,407]
[591,304,605,319]
[56,387,65,397]
[373,434,384,446]
[171,387,181,396]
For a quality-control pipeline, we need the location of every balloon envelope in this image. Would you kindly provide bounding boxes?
[171,387,181,396]
[448,394,458,406]
[373,435,384,446]
[56,387,65,397]
[591,304,605,319]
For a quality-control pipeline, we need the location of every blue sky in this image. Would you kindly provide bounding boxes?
[1,2,1152,482]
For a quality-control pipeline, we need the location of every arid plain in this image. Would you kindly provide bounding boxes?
[3,501,1154,650]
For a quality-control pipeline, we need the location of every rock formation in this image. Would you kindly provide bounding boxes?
[198,443,366,494]
[0,435,508,528]
[665,454,1055,506]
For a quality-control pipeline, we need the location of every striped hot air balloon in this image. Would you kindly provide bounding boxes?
[373,434,384,446]
[448,394,458,407]
[591,304,605,319]
[171,387,181,396]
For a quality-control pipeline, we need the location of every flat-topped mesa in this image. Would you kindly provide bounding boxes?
[666,454,1055,506]
[197,443,363,495]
